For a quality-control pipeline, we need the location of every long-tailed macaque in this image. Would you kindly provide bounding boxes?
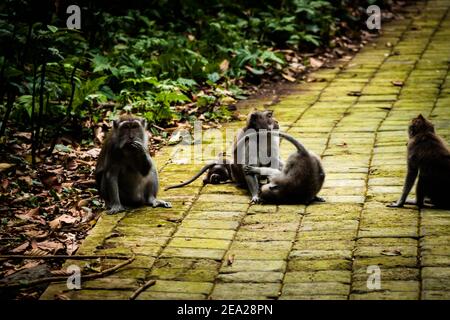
[241,131,325,204]
[388,114,450,209]
[95,115,171,214]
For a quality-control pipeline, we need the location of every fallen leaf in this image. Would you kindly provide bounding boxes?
[16,207,45,224]
[18,176,33,186]
[86,148,101,159]
[66,158,78,170]
[381,249,402,256]
[25,248,49,256]
[10,241,29,253]
[36,240,64,253]
[0,163,14,172]
[347,91,362,96]
[49,214,78,230]
[14,132,32,140]
[227,254,235,266]
[282,73,296,82]
[391,80,404,87]
[309,57,323,68]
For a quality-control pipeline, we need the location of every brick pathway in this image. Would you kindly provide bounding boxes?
[42,0,450,300]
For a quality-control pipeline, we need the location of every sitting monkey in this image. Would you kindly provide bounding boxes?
[95,115,171,214]
[388,114,450,209]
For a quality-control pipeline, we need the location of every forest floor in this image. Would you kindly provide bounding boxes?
[39,0,450,300]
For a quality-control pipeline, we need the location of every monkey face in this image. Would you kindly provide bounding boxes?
[409,114,435,138]
[114,117,148,149]
[247,110,279,130]
[207,167,229,184]
[260,183,280,202]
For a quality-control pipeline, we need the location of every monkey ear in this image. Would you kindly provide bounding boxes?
[269,184,279,190]
[417,114,425,120]
[249,113,258,124]
[266,110,274,117]
[112,119,120,129]
[140,118,147,129]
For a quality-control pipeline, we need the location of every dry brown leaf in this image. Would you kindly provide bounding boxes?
[36,240,64,253]
[77,199,90,208]
[23,229,49,239]
[18,176,33,186]
[282,73,296,82]
[0,163,14,172]
[16,207,45,224]
[14,132,32,140]
[227,254,235,266]
[26,247,49,256]
[10,241,29,253]
[49,214,78,230]
[1,178,9,190]
[381,249,402,256]
[347,91,362,96]
[309,57,323,68]
[391,80,404,87]
[66,159,78,171]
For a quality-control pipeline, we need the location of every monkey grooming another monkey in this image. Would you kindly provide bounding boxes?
[164,110,282,201]
[95,115,171,214]
[388,114,450,209]
[232,110,282,204]
[241,131,325,204]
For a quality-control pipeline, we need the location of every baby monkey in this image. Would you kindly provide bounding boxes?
[165,153,231,190]
[95,115,171,213]
[388,114,450,209]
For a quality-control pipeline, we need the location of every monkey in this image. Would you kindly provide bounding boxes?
[388,114,450,209]
[164,153,232,190]
[240,131,325,204]
[231,110,282,204]
[164,110,282,201]
[95,115,171,214]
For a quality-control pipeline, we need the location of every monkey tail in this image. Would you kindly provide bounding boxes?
[164,163,216,190]
[235,130,309,157]
[276,132,309,155]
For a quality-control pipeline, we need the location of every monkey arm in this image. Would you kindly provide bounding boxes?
[388,162,418,208]
[244,165,281,177]
[127,141,152,176]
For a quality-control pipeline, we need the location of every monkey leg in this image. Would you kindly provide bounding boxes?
[415,177,425,208]
[244,173,261,204]
[104,170,126,214]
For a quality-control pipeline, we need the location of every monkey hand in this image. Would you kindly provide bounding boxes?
[387,201,404,208]
[250,195,261,204]
[128,141,145,152]
[108,204,125,214]
[244,165,258,175]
